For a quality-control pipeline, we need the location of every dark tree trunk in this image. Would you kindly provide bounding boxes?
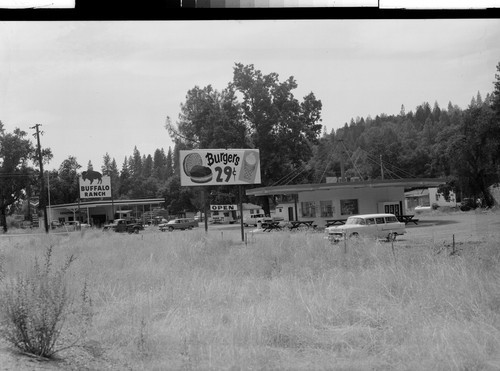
[260,196,271,217]
[1,206,7,233]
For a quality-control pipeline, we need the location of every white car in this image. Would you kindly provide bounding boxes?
[414,205,432,212]
[64,221,91,230]
[325,213,405,242]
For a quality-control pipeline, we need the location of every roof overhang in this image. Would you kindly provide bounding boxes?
[246,178,447,197]
[49,198,164,210]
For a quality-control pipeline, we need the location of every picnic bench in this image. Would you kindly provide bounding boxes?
[325,219,347,227]
[288,220,315,230]
[396,215,419,225]
[261,221,283,232]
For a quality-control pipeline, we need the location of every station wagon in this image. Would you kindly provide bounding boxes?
[325,213,405,242]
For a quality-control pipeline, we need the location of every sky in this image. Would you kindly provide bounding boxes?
[1,19,500,171]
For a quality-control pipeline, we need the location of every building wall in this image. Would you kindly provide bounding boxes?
[275,202,297,221]
[490,184,500,206]
[297,186,405,226]
[428,187,458,207]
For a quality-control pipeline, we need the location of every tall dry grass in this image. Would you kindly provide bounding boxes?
[1,228,499,370]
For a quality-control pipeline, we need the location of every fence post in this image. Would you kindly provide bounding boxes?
[343,232,347,254]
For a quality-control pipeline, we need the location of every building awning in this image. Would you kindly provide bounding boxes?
[405,189,430,198]
[246,178,447,197]
[49,198,165,210]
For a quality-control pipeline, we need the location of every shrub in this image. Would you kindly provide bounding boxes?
[0,246,90,358]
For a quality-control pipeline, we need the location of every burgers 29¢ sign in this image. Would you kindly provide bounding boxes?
[180,149,261,186]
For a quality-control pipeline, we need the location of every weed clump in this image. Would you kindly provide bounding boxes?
[0,246,91,359]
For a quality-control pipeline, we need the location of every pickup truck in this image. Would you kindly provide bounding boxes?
[159,218,198,232]
[243,215,284,227]
[103,219,144,234]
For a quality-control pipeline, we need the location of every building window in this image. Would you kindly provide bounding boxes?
[320,201,334,217]
[340,199,359,215]
[301,201,316,218]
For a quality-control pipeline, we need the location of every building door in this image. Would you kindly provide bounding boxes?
[288,207,294,221]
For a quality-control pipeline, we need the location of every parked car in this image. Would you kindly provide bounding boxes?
[103,219,143,234]
[414,205,432,212]
[64,221,91,230]
[324,213,405,243]
[50,220,63,229]
[243,214,266,227]
[159,218,198,232]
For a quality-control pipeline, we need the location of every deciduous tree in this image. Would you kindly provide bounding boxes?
[0,123,35,232]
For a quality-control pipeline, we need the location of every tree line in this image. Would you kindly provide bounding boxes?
[1,62,500,231]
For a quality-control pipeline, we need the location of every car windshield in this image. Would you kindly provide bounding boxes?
[345,217,365,225]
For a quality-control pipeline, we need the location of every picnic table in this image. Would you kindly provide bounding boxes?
[325,219,347,227]
[288,220,315,230]
[396,214,419,225]
[261,221,283,232]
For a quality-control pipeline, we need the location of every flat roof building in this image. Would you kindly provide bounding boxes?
[48,198,165,227]
[246,178,446,227]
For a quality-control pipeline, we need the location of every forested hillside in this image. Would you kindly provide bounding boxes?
[309,92,499,207]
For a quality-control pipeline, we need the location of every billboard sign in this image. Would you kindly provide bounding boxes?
[180,149,261,186]
[79,171,112,198]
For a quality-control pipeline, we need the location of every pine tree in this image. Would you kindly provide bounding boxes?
[143,154,153,179]
[119,157,131,197]
[165,147,174,180]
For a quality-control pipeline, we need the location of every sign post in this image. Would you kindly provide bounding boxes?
[204,188,208,233]
[239,185,244,242]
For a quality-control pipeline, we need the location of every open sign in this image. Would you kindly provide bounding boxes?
[210,205,237,211]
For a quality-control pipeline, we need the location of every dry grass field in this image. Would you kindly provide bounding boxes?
[0,209,500,370]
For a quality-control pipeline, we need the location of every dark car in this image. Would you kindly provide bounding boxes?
[103,219,144,234]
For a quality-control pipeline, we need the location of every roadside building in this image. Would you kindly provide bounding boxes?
[47,198,165,227]
[405,188,430,210]
[247,178,446,228]
[405,187,459,210]
[428,187,458,208]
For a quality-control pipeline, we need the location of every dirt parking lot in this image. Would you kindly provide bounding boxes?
[398,210,500,245]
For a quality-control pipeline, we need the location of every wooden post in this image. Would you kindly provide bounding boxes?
[77,197,81,230]
[239,185,245,242]
[204,188,208,233]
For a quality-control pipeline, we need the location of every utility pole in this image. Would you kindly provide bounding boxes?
[380,154,384,180]
[31,124,49,233]
[338,139,346,182]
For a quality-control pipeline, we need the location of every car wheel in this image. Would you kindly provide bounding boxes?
[168,226,174,232]
[134,228,139,234]
[387,232,397,242]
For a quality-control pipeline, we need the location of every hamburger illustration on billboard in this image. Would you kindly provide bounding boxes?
[180,149,261,186]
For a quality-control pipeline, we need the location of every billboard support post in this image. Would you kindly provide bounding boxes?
[239,185,244,242]
[77,197,81,227]
[204,188,208,233]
